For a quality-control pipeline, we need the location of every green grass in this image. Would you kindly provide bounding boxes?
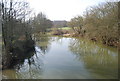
[49,27,71,30]
[58,27,71,30]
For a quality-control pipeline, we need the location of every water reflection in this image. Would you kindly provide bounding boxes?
[35,34,52,54]
[2,46,44,79]
[2,44,44,79]
[2,37,118,79]
[69,38,118,78]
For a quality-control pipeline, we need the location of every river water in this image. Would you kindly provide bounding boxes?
[2,36,118,79]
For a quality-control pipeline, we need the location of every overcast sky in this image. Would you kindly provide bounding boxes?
[27,0,107,21]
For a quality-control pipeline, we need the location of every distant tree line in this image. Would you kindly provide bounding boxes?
[68,2,119,47]
[53,20,67,28]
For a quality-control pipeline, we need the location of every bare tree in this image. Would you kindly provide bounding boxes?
[32,12,53,34]
[1,0,34,69]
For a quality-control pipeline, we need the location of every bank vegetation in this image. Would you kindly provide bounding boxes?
[52,1,119,48]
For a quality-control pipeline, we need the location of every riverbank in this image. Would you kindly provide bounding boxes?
[2,35,35,70]
[50,29,119,48]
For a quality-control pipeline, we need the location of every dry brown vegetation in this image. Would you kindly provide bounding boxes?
[67,2,119,47]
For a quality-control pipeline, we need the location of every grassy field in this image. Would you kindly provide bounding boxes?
[48,27,71,31]
[58,27,71,30]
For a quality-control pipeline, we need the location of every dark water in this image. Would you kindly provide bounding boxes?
[2,37,118,79]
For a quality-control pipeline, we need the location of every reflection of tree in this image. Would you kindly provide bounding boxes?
[16,53,43,79]
[69,38,118,78]
[52,37,63,45]
[35,34,51,54]
[2,48,43,79]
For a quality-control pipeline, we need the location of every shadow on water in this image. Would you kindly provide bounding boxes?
[2,45,44,79]
[69,38,118,78]
[2,34,52,79]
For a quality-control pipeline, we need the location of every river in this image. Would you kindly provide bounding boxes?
[2,36,118,79]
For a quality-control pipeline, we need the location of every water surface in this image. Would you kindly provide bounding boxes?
[2,37,118,79]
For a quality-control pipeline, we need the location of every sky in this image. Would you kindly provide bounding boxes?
[27,0,107,21]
